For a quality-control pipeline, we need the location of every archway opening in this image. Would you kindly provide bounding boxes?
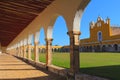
[39,28,46,63]
[114,44,118,51]
[52,16,70,68]
[31,34,35,60]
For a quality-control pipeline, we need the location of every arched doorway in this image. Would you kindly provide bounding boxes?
[102,45,106,52]
[114,44,118,51]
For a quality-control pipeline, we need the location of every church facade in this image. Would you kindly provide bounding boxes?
[80,17,120,52]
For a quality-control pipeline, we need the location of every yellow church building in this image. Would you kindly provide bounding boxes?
[80,17,120,52]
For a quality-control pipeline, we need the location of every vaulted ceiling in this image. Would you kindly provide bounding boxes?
[0,0,54,46]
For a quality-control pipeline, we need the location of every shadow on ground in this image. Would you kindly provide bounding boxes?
[0,67,67,80]
[80,65,120,80]
[0,76,66,80]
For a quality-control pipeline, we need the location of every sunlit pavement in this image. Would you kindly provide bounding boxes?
[0,53,66,80]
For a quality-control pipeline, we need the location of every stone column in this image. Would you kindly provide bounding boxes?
[67,31,80,74]
[45,38,53,66]
[19,47,21,57]
[28,44,31,60]
[34,42,39,62]
[21,46,24,57]
[23,46,26,58]
[18,47,20,56]
[20,46,22,57]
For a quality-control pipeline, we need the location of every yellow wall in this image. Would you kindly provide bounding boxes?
[80,17,120,46]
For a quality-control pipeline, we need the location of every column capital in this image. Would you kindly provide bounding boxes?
[34,41,39,45]
[67,31,81,36]
[45,38,53,41]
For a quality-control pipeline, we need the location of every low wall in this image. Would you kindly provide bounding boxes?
[13,55,110,80]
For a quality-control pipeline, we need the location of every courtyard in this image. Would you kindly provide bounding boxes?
[31,52,120,80]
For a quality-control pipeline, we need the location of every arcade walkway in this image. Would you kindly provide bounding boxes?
[0,53,66,80]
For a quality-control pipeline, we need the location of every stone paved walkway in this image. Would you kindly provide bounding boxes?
[0,53,66,80]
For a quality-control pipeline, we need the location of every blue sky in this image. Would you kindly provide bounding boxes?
[39,0,120,46]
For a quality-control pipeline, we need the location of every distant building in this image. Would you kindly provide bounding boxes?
[31,45,69,53]
[80,17,120,52]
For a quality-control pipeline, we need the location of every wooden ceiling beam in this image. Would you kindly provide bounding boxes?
[0,12,32,21]
[0,30,17,35]
[0,8,36,19]
[6,1,45,10]
[13,1,47,8]
[0,0,55,46]
[0,9,35,20]
[0,18,28,24]
[0,5,39,15]
[0,19,29,26]
[0,28,21,34]
[34,0,53,5]
[0,2,42,14]
[0,17,31,24]
[0,36,15,39]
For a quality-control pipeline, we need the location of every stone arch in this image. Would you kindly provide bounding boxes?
[102,45,106,52]
[89,46,92,52]
[73,9,83,32]
[108,44,112,47]
[39,27,46,46]
[34,31,40,44]
[46,14,68,39]
[28,34,33,45]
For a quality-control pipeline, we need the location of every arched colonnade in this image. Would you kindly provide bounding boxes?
[6,0,90,74]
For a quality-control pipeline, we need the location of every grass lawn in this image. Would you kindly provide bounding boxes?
[32,52,120,80]
[80,53,120,80]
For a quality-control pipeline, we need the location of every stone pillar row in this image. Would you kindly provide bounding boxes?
[16,31,80,75]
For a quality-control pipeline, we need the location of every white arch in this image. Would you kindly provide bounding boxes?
[46,15,68,39]
[39,27,46,45]
[34,31,40,43]
[24,38,27,46]
[7,0,90,48]
[28,34,33,45]
[73,10,83,32]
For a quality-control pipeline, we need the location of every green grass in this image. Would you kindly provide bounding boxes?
[36,52,120,80]
[31,53,35,60]
[26,52,28,58]
[39,53,46,63]
[80,53,120,68]
[80,53,120,80]
[39,52,70,68]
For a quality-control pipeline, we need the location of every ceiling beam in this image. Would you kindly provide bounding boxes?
[0,8,36,19]
[0,5,39,15]
[6,1,45,10]
[0,13,31,21]
[0,29,17,35]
